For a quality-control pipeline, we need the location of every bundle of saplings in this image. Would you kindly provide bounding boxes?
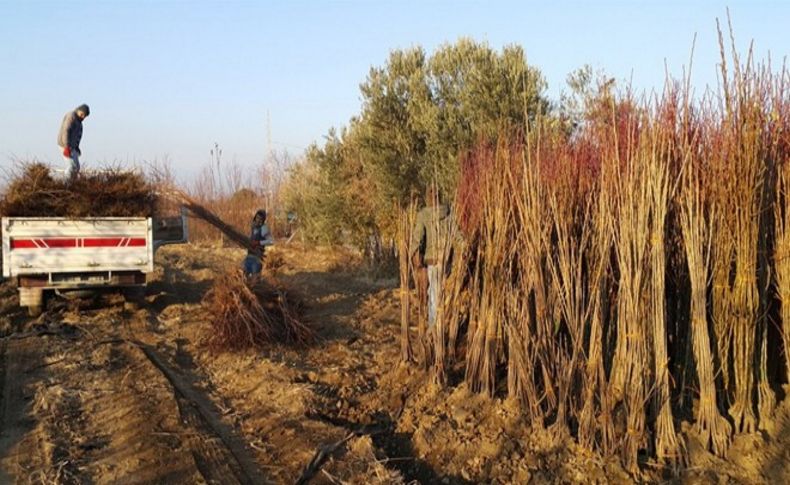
[203,270,314,351]
[0,163,157,217]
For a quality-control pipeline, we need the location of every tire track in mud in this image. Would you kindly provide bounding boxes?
[120,314,268,485]
[78,339,205,484]
[0,331,84,483]
[0,339,13,483]
[0,306,269,484]
[0,340,7,435]
[133,342,264,485]
[0,323,203,483]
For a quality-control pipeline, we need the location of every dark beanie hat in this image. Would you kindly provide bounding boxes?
[76,104,90,115]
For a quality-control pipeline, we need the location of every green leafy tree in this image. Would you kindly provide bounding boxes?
[285,38,550,245]
[283,128,378,245]
[357,38,548,203]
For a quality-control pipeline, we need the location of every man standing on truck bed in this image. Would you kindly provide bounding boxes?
[243,209,274,281]
[58,104,90,182]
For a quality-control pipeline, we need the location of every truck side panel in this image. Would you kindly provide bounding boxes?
[2,218,154,278]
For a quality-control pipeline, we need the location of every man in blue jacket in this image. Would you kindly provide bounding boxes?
[58,104,90,182]
[243,209,274,280]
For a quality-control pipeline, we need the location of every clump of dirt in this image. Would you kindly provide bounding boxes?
[346,362,621,484]
[0,162,157,217]
[321,435,405,484]
[678,398,790,483]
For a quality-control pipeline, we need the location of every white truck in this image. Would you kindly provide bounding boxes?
[1,213,188,316]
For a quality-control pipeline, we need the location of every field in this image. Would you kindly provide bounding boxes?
[1,20,789,484]
[0,243,788,484]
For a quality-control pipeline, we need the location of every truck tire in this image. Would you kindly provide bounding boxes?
[123,287,145,312]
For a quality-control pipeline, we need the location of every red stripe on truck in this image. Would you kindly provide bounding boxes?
[10,239,38,249]
[42,238,78,248]
[10,237,146,249]
[82,238,147,247]
[83,237,123,247]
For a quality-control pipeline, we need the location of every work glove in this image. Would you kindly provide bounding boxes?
[63,146,71,157]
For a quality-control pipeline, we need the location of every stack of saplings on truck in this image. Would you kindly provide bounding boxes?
[0,164,187,316]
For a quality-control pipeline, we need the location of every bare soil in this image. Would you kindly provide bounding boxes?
[1,243,789,484]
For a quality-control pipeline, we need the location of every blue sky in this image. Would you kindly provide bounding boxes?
[0,1,787,180]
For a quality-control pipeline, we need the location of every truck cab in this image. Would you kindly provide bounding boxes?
[1,211,188,316]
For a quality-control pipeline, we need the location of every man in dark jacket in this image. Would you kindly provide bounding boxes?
[58,104,90,181]
[243,209,275,281]
[411,187,457,328]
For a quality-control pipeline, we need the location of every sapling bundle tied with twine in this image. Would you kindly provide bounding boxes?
[429,186,468,386]
[397,29,790,476]
[397,199,418,363]
[463,141,518,398]
[204,270,313,350]
[775,93,790,387]
[679,106,733,457]
[508,135,553,422]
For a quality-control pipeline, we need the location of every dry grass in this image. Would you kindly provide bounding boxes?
[185,155,291,243]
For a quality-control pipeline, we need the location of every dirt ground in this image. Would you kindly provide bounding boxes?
[1,243,790,484]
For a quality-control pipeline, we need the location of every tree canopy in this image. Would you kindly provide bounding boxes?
[284,38,550,244]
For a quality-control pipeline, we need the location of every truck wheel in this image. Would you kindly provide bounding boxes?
[123,287,145,312]
[28,305,43,318]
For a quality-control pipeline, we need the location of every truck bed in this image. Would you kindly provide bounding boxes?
[2,217,154,279]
